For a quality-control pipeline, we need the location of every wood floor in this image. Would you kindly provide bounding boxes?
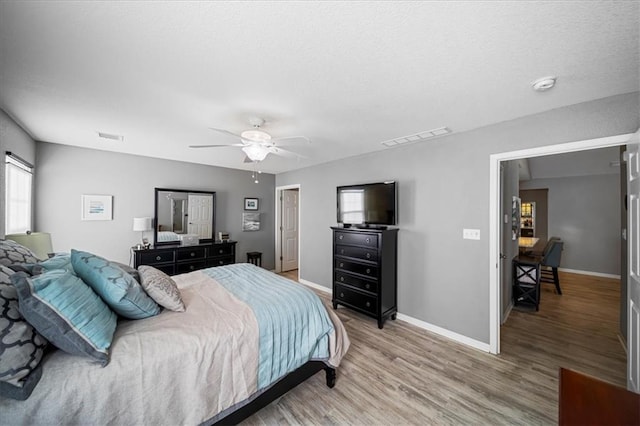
[243,270,626,425]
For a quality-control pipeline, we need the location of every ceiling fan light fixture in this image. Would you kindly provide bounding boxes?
[242,145,269,162]
[240,129,271,142]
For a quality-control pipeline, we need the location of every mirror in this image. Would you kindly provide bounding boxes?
[154,188,216,246]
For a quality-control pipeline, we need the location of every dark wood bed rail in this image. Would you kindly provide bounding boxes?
[211,361,336,425]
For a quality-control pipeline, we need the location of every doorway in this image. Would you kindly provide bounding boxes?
[489,133,633,354]
[275,184,301,277]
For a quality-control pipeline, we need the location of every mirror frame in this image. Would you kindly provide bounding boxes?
[154,187,216,246]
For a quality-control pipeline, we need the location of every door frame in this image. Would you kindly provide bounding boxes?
[275,184,301,274]
[489,132,633,354]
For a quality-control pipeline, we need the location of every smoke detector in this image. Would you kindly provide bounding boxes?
[531,76,557,92]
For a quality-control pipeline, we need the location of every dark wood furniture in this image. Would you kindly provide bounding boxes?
[133,241,236,275]
[512,255,541,310]
[331,227,398,329]
[559,368,640,425]
[211,362,335,425]
[246,251,262,267]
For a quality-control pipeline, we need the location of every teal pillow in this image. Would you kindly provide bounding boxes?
[70,249,159,319]
[38,252,73,273]
[11,270,116,366]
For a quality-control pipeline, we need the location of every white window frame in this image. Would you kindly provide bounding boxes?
[5,152,34,234]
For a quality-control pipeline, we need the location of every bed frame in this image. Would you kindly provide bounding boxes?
[212,362,336,425]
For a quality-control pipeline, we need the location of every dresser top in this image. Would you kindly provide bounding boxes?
[134,240,237,252]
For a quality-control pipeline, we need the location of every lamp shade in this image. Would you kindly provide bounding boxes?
[5,232,53,260]
[133,217,152,232]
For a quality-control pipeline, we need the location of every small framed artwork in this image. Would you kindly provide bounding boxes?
[242,212,260,231]
[81,194,113,221]
[244,197,259,211]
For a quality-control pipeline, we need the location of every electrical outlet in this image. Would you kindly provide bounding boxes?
[463,228,481,240]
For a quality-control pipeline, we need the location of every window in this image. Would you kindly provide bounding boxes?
[340,190,365,224]
[5,152,33,234]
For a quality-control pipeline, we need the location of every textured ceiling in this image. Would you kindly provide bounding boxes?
[0,1,638,173]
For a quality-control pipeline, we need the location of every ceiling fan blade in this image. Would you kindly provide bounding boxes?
[270,135,311,145]
[208,127,243,139]
[188,143,245,148]
[268,146,307,159]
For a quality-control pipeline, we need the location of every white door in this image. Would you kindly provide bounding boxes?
[187,194,213,239]
[281,189,299,272]
[626,128,640,393]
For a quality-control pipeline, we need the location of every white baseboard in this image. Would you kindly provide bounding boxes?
[298,278,491,353]
[558,268,621,279]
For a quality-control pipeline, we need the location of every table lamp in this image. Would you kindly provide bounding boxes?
[133,217,152,249]
[5,231,54,260]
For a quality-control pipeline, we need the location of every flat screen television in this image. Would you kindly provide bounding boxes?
[336,181,397,228]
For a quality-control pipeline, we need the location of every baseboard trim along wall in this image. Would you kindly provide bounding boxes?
[502,302,514,325]
[558,268,621,280]
[299,278,491,353]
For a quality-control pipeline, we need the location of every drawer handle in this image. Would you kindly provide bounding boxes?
[340,262,344,268]
[156,256,161,261]
[366,268,371,274]
[340,249,344,254]
[365,237,370,243]
[365,284,370,289]
[339,235,343,240]
[340,277,344,282]
[190,252,195,257]
[366,253,371,259]
[218,260,223,265]
[219,249,223,254]
[340,293,344,298]
[366,301,371,307]
[189,265,195,270]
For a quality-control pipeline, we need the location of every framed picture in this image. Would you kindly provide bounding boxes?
[242,212,260,231]
[81,195,113,221]
[511,196,521,240]
[244,197,259,211]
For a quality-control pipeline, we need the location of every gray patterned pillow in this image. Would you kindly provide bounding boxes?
[0,239,41,266]
[138,266,185,312]
[0,265,48,400]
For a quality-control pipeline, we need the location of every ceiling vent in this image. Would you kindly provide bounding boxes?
[381,127,451,147]
[97,132,124,141]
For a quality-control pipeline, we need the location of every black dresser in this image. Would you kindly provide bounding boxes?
[331,227,398,329]
[133,241,236,276]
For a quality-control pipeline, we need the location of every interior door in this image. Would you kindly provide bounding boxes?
[187,194,213,239]
[626,128,640,393]
[281,189,299,272]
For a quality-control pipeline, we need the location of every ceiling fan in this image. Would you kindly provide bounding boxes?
[189,117,309,163]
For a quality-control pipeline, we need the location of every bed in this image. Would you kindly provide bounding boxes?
[0,260,349,425]
[156,230,181,242]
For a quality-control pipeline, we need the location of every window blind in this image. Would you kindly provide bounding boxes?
[5,153,33,234]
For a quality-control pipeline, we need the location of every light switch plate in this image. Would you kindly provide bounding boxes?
[463,228,481,240]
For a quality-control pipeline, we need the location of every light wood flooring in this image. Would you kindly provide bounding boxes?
[243,270,626,425]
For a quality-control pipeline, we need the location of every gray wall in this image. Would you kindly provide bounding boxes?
[501,160,519,323]
[520,173,620,275]
[0,109,36,238]
[276,92,639,344]
[35,142,276,267]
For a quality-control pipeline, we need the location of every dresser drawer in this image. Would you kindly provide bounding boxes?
[176,261,207,274]
[177,247,206,261]
[334,231,378,248]
[334,284,377,315]
[335,244,378,262]
[154,264,175,276]
[209,244,234,257]
[139,250,175,265]
[335,258,378,279]
[334,271,377,294]
[208,256,234,267]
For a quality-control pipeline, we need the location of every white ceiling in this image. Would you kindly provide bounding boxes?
[0,1,638,174]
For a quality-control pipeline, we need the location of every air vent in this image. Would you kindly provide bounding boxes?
[97,132,124,141]
[381,127,451,148]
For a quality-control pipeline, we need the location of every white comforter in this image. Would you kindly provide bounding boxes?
[0,271,349,425]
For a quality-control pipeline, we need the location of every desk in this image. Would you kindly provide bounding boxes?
[518,237,539,248]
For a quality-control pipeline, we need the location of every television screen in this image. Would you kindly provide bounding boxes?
[337,181,397,226]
